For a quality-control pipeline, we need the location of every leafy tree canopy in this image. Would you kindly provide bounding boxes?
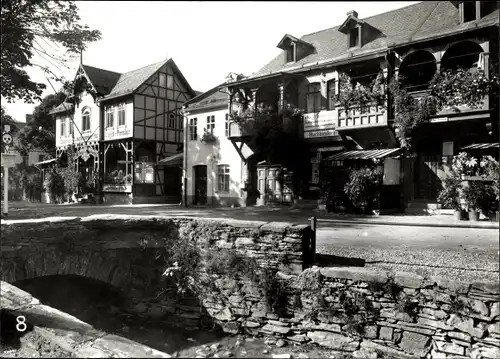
[1,0,101,103]
[15,91,66,156]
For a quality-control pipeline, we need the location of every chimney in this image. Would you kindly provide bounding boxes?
[347,10,358,18]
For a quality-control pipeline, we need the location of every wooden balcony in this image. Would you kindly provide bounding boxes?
[228,121,255,139]
[303,102,387,140]
[410,90,490,123]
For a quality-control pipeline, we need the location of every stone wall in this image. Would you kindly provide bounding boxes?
[183,265,499,359]
[1,215,314,330]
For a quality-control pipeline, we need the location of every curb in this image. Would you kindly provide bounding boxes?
[317,218,499,229]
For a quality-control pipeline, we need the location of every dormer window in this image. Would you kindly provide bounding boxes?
[277,34,314,64]
[338,10,365,49]
[349,28,360,48]
[286,45,295,63]
[461,1,477,22]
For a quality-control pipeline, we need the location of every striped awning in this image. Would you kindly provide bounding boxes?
[460,143,499,151]
[156,153,183,166]
[323,148,401,161]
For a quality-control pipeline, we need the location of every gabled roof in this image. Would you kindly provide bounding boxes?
[103,59,168,100]
[252,1,499,78]
[49,102,74,115]
[338,11,365,34]
[276,34,314,50]
[79,58,196,103]
[183,84,228,112]
[80,65,121,96]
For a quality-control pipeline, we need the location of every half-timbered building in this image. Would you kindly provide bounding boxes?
[51,58,197,204]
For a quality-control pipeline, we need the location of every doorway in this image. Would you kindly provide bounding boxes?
[414,154,441,200]
[193,165,207,205]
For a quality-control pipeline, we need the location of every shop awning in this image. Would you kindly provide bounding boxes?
[459,143,499,151]
[34,158,56,166]
[156,153,183,166]
[323,148,402,161]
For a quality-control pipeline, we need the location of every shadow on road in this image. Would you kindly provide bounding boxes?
[315,254,366,268]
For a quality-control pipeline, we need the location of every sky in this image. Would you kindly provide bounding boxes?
[3,1,419,123]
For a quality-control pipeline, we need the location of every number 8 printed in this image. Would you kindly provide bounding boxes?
[16,315,27,332]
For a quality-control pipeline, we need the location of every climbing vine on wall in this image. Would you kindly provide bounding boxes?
[336,72,387,113]
[390,68,499,149]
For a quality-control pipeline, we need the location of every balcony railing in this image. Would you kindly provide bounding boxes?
[303,101,387,139]
[409,90,489,121]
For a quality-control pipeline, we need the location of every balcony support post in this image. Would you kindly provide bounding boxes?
[278,81,285,111]
[320,72,328,110]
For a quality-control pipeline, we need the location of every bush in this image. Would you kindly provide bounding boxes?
[476,183,498,217]
[42,166,82,203]
[437,175,462,211]
[344,166,382,213]
[462,182,484,212]
[43,167,65,203]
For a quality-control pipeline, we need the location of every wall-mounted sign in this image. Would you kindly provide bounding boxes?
[103,184,132,193]
[105,127,132,141]
[59,132,99,146]
[304,130,339,139]
[1,153,16,168]
[303,113,336,131]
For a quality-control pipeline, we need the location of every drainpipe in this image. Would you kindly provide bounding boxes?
[182,106,188,207]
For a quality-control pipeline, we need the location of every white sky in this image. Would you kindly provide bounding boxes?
[3,1,419,123]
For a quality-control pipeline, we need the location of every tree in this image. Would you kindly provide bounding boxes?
[1,106,19,152]
[15,91,66,156]
[1,0,101,103]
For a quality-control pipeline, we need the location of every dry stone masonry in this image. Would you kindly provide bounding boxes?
[1,215,498,358]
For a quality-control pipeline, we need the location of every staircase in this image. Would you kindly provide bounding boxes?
[405,200,442,215]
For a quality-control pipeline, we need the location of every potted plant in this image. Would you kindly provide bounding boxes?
[201,129,218,144]
[462,182,482,221]
[437,175,463,220]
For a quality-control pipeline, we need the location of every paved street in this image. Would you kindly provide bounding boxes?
[2,202,498,283]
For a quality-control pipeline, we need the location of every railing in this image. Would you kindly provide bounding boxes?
[409,90,489,120]
[303,101,387,138]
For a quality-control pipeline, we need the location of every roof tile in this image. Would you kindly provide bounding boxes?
[252,1,498,77]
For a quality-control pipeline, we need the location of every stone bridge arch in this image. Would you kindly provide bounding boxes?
[0,218,171,299]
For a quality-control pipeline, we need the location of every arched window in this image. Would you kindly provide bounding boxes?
[399,51,437,92]
[82,107,91,132]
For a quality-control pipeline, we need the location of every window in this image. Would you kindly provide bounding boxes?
[38,154,45,163]
[189,118,197,141]
[206,115,215,134]
[106,107,114,128]
[159,73,166,87]
[217,165,230,193]
[118,103,126,126]
[327,80,337,110]
[60,118,66,137]
[285,45,295,63]
[168,113,176,128]
[82,108,91,132]
[68,117,73,136]
[225,113,230,137]
[166,75,174,88]
[306,83,321,113]
[134,162,154,184]
[461,1,477,23]
[349,27,359,48]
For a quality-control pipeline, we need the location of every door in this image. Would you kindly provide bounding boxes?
[414,154,441,200]
[193,165,207,205]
